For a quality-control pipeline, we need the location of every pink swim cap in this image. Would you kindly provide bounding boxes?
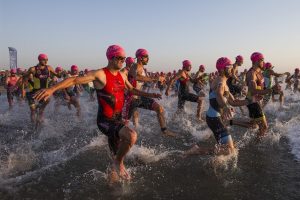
[135,49,149,58]
[182,60,192,68]
[182,60,192,71]
[250,52,264,63]
[236,55,244,62]
[38,54,48,61]
[10,69,17,74]
[264,62,272,69]
[106,45,126,60]
[199,65,205,71]
[71,65,78,71]
[216,57,232,71]
[55,66,63,73]
[125,57,135,65]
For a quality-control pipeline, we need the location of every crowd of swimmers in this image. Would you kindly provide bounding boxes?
[1,44,300,183]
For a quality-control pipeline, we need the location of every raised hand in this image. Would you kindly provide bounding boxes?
[33,88,54,101]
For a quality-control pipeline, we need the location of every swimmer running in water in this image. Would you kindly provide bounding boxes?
[245,52,272,140]
[5,69,21,109]
[20,54,60,124]
[166,60,205,121]
[193,65,208,120]
[34,45,163,184]
[126,48,176,137]
[262,62,289,108]
[184,57,261,156]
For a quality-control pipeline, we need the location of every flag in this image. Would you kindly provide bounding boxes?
[8,47,17,69]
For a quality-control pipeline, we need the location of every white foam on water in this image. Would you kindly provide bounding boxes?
[82,168,108,181]
[285,117,300,161]
[208,150,239,178]
[127,145,170,164]
[0,131,109,187]
[87,135,107,148]
[0,144,37,178]
[190,127,212,141]
[264,94,300,161]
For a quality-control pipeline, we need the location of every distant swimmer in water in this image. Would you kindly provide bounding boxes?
[227,55,246,115]
[5,68,21,109]
[121,56,135,76]
[192,64,208,120]
[157,72,166,94]
[65,65,82,117]
[286,68,300,93]
[184,57,261,156]
[166,60,205,121]
[226,55,244,96]
[81,68,96,102]
[126,48,176,137]
[20,54,60,124]
[51,66,71,112]
[262,62,289,108]
[34,45,162,184]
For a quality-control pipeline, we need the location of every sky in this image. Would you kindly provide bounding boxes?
[1,0,300,73]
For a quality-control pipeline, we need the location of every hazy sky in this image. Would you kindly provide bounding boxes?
[1,0,300,72]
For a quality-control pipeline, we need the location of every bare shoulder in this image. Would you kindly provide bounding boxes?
[47,65,53,69]
[120,67,127,73]
[217,79,226,88]
[93,68,107,82]
[120,70,128,80]
[177,69,184,76]
[28,66,36,72]
[93,68,104,74]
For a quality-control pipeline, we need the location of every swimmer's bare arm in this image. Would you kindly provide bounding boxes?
[209,74,215,85]
[34,70,101,101]
[5,76,9,87]
[48,65,60,78]
[120,68,128,77]
[197,77,205,86]
[247,73,271,95]
[124,77,161,99]
[232,73,241,83]
[19,67,33,82]
[20,67,38,88]
[215,83,228,108]
[227,93,250,107]
[165,71,183,96]
[15,76,24,89]
[135,67,156,82]
[286,74,294,82]
[216,83,232,119]
[18,67,35,92]
[230,68,241,83]
[270,70,285,78]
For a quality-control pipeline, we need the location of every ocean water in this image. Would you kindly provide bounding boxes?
[0,88,300,200]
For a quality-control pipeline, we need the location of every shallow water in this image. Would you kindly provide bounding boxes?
[0,89,300,200]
